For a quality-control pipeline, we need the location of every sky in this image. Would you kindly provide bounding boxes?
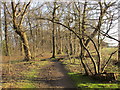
[0,0,120,46]
[0,0,120,2]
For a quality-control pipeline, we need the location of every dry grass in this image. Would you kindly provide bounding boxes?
[1,55,50,88]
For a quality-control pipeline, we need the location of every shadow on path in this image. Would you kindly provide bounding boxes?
[35,57,75,88]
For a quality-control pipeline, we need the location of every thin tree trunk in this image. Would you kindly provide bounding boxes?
[57,25,62,54]
[41,27,44,52]
[75,2,88,75]
[97,29,101,73]
[52,19,56,58]
[118,2,120,61]
[51,2,57,58]
[118,41,120,80]
[84,2,108,48]
[80,42,89,76]
[0,5,1,41]
[73,35,76,55]
[69,32,73,55]
[20,42,24,56]
[4,3,9,56]
[81,1,87,58]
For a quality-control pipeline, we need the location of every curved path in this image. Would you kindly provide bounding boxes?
[35,61,75,88]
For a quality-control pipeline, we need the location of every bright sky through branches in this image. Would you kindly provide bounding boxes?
[0,0,120,2]
[0,0,120,46]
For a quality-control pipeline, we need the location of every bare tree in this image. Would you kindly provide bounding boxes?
[51,1,58,58]
[0,2,2,41]
[118,2,120,61]
[37,1,118,75]
[11,1,32,61]
[4,3,9,56]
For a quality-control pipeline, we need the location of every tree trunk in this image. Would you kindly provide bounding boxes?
[69,32,73,55]
[80,1,87,58]
[20,41,24,56]
[51,2,56,58]
[4,3,9,56]
[73,34,77,55]
[57,25,62,54]
[118,2,120,61]
[52,20,56,58]
[118,33,120,61]
[80,42,89,76]
[97,29,101,73]
[16,31,32,61]
[11,1,31,61]
[0,5,1,41]
[21,32,32,61]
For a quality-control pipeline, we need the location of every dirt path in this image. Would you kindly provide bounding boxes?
[35,60,75,88]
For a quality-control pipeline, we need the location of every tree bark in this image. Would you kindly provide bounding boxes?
[56,25,62,54]
[97,28,101,73]
[118,2,120,61]
[52,18,56,58]
[11,1,32,61]
[16,31,32,61]
[80,42,89,75]
[4,3,9,56]
[20,41,24,56]
[0,5,1,41]
[51,2,57,58]
[118,42,120,61]
[69,32,73,55]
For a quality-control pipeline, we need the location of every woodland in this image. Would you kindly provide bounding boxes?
[0,0,120,89]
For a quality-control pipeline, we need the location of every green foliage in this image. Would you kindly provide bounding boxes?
[62,47,119,89]
[21,69,37,79]
[16,81,36,88]
[68,72,119,89]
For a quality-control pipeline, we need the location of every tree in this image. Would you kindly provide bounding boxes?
[4,3,9,56]
[51,1,56,58]
[51,1,60,58]
[0,3,2,42]
[11,1,32,61]
[118,2,120,61]
[37,1,118,75]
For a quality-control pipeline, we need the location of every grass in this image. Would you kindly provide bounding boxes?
[15,81,36,88]
[2,47,119,88]
[61,47,120,89]
[68,72,119,89]
[2,59,49,88]
[21,69,37,79]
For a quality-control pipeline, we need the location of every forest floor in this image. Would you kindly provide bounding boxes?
[1,55,75,88]
[1,48,120,89]
[35,60,75,88]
